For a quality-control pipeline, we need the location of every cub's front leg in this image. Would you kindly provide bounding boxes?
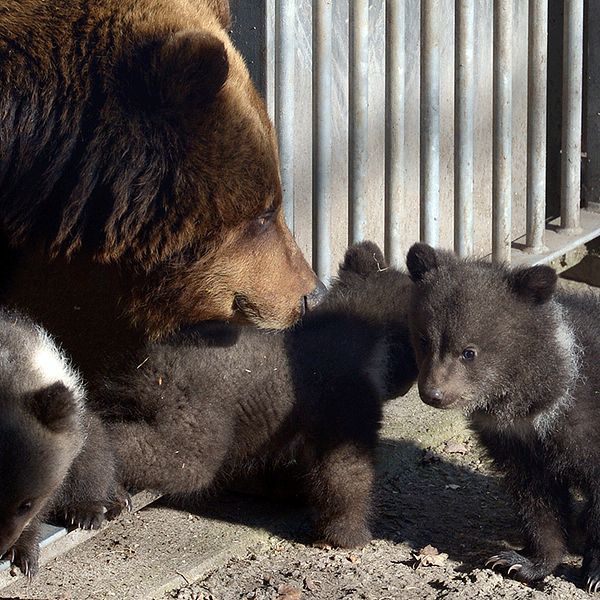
[581,493,600,593]
[487,466,570,583]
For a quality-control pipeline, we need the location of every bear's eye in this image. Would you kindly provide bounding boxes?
[419,335,430,351]
[16,500,33,516]
[253,210,275,231]
[461,348,477,362]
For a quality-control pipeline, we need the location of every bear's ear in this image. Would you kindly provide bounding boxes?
[121,30,229,117]
[406,243,438,282]
[340,241,387,276]
[26,382,78,433]
[507,265,557,304]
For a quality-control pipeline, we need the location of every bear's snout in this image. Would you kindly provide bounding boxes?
[303,280,327,314]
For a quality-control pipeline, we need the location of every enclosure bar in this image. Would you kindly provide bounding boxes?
[420,0,440,247]
[312,0,333,281]
[384,0,406,267]
[454,0,475,258]
[349,0,369,245]
[492,0,512,263]
[525,0,548,252]
[274,0,296,231]
[560,0,584,232]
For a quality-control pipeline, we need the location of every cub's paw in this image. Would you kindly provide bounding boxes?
[3,543,40,578]
[583,552,600,593]
[105,487,133,521]
[318,520,372,549]
[62,502,106,530]
[486,550,550,583]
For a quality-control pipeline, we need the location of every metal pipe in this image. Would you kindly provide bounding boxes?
[385,0,406,267]
[525,0,548,251]
[420,0,440,247]
[312,0,333,281]
[560,0,584,232]
[492,0,512,263]
[454,0,475,258]
[349,0,369,245]
[275,0,296,230]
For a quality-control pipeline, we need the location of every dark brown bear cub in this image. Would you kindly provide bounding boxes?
[104,242,417,548]
[0,309,126,577]
[407,242,600,592]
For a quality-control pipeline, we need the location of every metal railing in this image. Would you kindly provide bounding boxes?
[261,0,600,279]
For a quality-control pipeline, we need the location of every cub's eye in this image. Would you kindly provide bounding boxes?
[16,500,33,516]
[461,348,477,362]
[419,335,430,351]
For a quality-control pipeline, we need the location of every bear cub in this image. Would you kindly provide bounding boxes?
[104,241,417,548]
[0,309,126,577]
[407,242,600,591]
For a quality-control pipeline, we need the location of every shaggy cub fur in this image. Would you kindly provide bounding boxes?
[104,242,417,548]
[0,309,126,577]
[407,242,600,591]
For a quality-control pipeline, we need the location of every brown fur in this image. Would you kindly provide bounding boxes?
[0,0,319,378]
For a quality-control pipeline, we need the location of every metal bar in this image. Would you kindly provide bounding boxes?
[385,0,406,267]
[492,0,512,263]
[420,0,440,247]
[560,0,584,231]
[274,0,295,230]
[312,0,333,281]
[525,0,548,252]
[454,0,475,258]
[349,0,369,245]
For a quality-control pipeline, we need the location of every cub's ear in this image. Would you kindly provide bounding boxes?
[340,241,386,276]
[508,265,557,304]
[120,30,229,118]
[406,243,438,282]
[26,382,78,432]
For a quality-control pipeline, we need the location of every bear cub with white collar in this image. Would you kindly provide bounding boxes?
[407,243,600,591]
[104,241,417,549]
[0,309,126,577]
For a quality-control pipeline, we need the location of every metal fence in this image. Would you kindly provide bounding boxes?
[232,0,600,281]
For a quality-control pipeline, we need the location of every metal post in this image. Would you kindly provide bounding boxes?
[275,0,295,231]
[349,0,369,245]
[385,0,406,267]
[560,0,584,232]
[454,0,475,258]
[525,0,548,252]
[313,0,333,281]
[420,0,440,247]
[492,0,512,263]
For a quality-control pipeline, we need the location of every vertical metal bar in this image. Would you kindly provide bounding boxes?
[349,0,369,245]
[264,0,276,120]
[385,0,406,267]
[492,0,512,263]
[313,0,333,281]
[420,0,440,247]
[275,0,295,231]
[454,0,475,258]
[561,0,584,231]
[526,0,548,251]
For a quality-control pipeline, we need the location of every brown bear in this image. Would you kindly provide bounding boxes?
[0,308,127,577]
[0,0,321,379]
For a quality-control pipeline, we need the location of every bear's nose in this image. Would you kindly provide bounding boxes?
[420,387,444,407]
[303,280,327,313]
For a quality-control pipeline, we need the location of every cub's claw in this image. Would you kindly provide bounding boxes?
[587,575,600,594]
[485,550,548,583]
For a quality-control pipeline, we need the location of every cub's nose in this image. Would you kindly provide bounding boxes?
[303,280,327,313]
[420,387,444,407]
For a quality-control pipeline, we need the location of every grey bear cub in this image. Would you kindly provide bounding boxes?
[407,242,600,592]
[104,241,417,548]
[0,309,126,577]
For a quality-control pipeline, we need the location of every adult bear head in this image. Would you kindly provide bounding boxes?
[0,0,322,337]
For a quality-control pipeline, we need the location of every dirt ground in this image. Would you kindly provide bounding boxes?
[164,406,589,600]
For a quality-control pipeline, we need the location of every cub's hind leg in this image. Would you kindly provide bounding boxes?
[307,442,375,548]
